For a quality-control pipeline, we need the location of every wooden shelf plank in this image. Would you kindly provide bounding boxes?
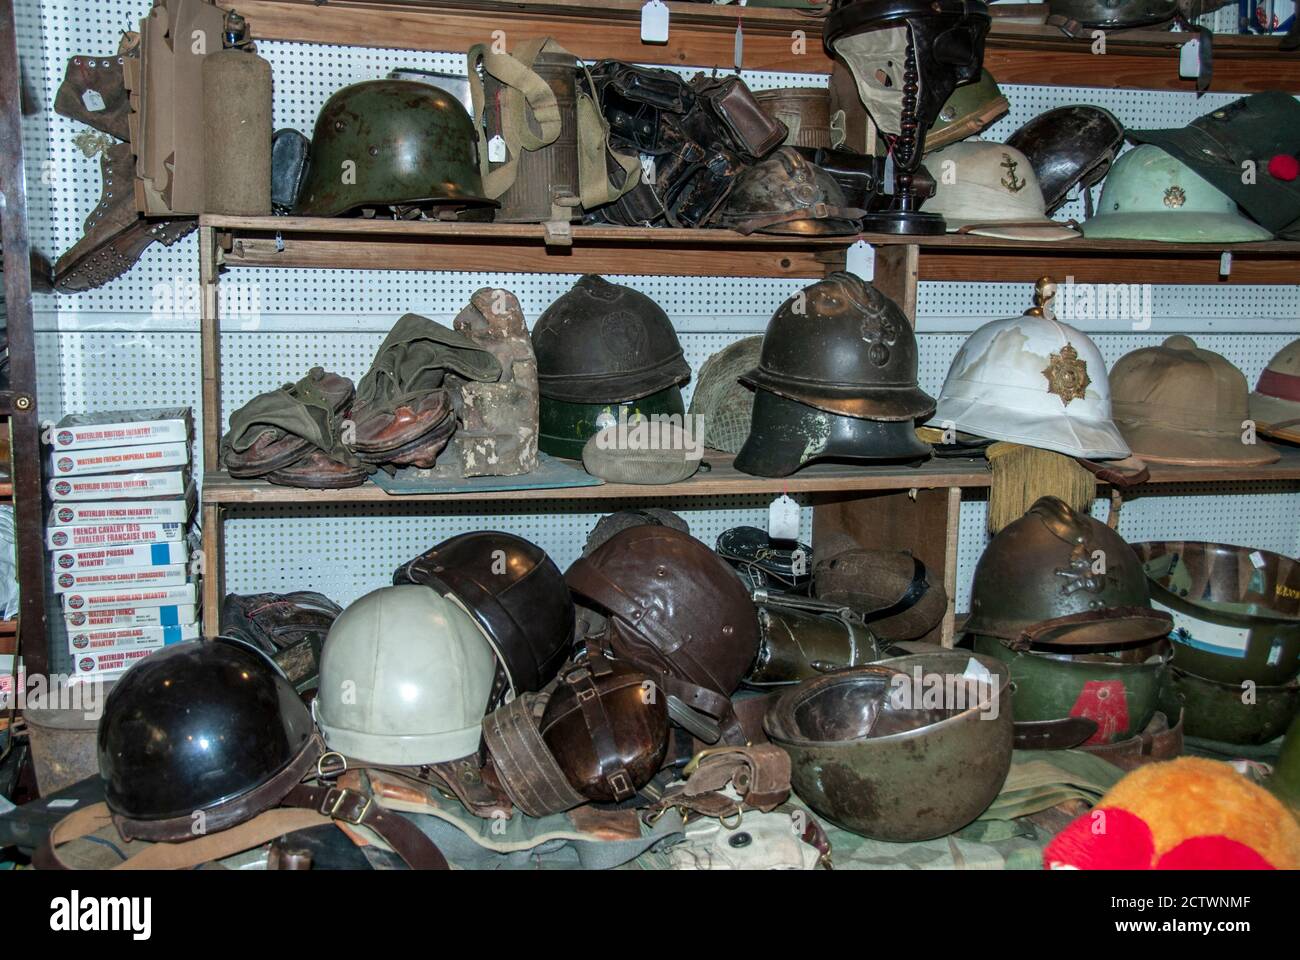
[225,0,1300,93]
[206,216,1300,283]
[202,444,1300,505]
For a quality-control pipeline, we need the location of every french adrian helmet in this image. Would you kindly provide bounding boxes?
[712,147,863,236]
[315,585,497,765]
[934,282,1129,460]
[564,525,760,744]
[533,275,690,404]
[394,532,574,707]
[965,497,1174,745]
[294,79,495,217]
[742,272,933,422]
[98,639,321,840]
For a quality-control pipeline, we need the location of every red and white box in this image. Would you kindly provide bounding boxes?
[65,603,198,629]
[49,483,196,525]
[46,522,186,550]
[53,564,188,595]
[48,470,188,501]
[52,541,189,573]
[71,646,161,677]
[61,581,197,612]
[66,622,199,656]
[50,408,192,451]
[50,441,189,477]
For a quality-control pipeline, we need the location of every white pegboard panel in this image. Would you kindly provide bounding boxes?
[224,496,814,605]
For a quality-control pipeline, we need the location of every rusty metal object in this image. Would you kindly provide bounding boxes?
[765,652,1012,841]
[449,287,539,476]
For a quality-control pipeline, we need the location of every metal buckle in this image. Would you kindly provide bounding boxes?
[607,770,633,799]
[321,787,372,825]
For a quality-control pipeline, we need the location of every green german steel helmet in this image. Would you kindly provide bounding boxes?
[925,69,1009,153]
[294,79,495,217]
[533,276,691,405]
[538,386,685,460]
[965,496,1174,745]
[1082,144,1273,243]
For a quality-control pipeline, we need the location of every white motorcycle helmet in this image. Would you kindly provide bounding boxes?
[933,284,1129,460]
[314,585,497,765]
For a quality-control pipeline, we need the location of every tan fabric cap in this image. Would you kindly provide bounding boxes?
[1111,335,1280,466]
[1250,338,1300,444]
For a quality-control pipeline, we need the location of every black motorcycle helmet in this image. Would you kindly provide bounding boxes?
[394,531,575,706]
[98,638,320,841]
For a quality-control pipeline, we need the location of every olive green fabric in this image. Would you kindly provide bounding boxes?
[687,336,762,455]
[539,387,685,460]
[581,423,701,484]
[355,313,502,416]
[223,367,357,466]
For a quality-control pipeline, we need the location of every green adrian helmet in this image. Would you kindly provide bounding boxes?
[538,386,686,460]
[295,80,496,217]
[1082,144,1272,243]
[924,69,1009,153]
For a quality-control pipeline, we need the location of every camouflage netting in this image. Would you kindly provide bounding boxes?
[687,336,763,455]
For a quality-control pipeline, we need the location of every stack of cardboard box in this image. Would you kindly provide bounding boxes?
[45,408,199,682]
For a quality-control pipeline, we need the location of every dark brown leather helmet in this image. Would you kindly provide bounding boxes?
[1006,105,1124,215]
[533,275,691,404]
[540,658,669,803]
[565,525,760,744]
[394,531,574,708]
[742,272,934,422]
[964,496,1172,650]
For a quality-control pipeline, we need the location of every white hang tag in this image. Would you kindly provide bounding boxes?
[81,89,106,112]
[882,151,896,195]
[487,135,507,163]
[734,4,745,72]
[846,240,875,281]
[768,494,800,541]
[1179,39,1201,79]
[641,0,670,44]
[790,547,808,577]
[1249,550,1266,569]
[1220,251,1232,276]
[639,153,657,185]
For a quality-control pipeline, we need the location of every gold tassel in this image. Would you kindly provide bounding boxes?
[986,442,1096,534]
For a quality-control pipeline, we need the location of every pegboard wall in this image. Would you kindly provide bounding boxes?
[15,0,1300,613]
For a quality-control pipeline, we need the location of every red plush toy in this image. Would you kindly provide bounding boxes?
[1043,758,1300,870]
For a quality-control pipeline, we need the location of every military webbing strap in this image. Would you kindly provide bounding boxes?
[467,38,639,209]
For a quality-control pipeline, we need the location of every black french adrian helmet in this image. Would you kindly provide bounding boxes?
[532,275,691,404]
[394,531,574,708]
[97,639,320,840]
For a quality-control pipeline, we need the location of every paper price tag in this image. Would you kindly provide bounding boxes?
[1220,251,1232,276]
[846,240,875,281]
[768,494,800,541]
[487,135,507,164]
[1249,550,1266,569]
[639,153,657,185]
[81,89,106,112]
[882,152,896,195]
[641,0,670,44]
[1179,39,1201,79]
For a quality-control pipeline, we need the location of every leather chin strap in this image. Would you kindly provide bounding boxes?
[481,691,587,818]
[563,659,636,802]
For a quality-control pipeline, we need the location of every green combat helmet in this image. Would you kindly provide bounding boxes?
[924,69,1009,154]
[965,496,1174,745]
[294,79,495,217]
[539,386,686,461]
[1082,144,1272,244]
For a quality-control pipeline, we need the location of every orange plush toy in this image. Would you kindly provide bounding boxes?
[1043,757,1300,870]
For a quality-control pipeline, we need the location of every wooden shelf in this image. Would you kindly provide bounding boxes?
[205,216,1300,284]
[202,445,1300,506]
[225,0,1300,93]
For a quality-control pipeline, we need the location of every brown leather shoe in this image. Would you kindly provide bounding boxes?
[351,389,454,459]
[266,449,369,489]
[54,39,135,141]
